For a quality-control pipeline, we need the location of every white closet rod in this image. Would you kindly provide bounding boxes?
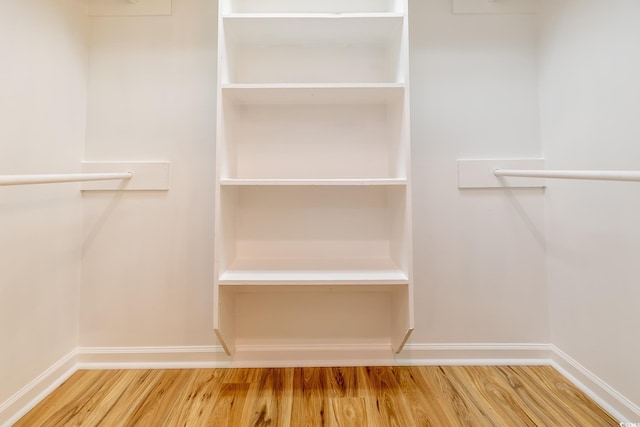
[0,172,133,186]
[494,169,640,182]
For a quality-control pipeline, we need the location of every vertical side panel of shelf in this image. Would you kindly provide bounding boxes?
[392,0,414,353]
[387,96,404,181]
[220,97,238,180]
[391,286,413,353]
[403,0,414,349]
[214,287,237,355]
[219,0,233,16]
[388,185,413,353]
[214,2,236,356]
[388,187,409,278]
[213,192,239,356]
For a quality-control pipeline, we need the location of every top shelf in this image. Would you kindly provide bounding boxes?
[223,13,403,19]
[221,84,404,104]
[223,0,404,14]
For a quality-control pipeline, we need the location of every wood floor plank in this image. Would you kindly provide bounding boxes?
[14,370,109,427]
[355,367,384,427]
[204,382,250,427]
[19,369,129,427]
[121,369,193,426]
[326,367,359,399]
[161,368,226,426]
[290,367,328,427]
[15,365,619,426]
[419,366,495,427]
[450,365,540,426]
[518,365,618,426]
[223,367,255,384]
[238,368,294,427]
[76,370,160,426]
[357,366,415,427]
[389,366,451,426]
[327,397,367,427]
[494,365,576,426]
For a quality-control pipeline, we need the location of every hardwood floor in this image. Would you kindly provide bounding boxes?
[15,366,617,426]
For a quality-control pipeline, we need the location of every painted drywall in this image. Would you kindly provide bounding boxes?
[79,0,548,349]
[408,0,548,344]
[80,0,218,346]
[539,0,640,411]
[0,0,87,405]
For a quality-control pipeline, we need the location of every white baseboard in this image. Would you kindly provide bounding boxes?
[231,344,395,368]
[76,344,553,370]
[0,350,78,427]
[396,343,553,365]
[551,345,640,423]
[76,345,231,370]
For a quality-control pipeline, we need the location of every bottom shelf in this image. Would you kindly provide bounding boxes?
[214,283,413,360]
[219,258,408,285]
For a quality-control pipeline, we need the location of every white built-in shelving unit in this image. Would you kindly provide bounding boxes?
[214,0,413,364]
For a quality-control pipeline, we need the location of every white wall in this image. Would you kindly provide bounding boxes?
[78,0,548,349]
[539,0,640,411]
[0,0,87,405]
[79,0,218,347]
[408,0,548,345]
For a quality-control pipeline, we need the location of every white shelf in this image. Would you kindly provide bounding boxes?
[224,12,404,19]
[220,284,406,293]
[221,84,404,104]
[219,258,408,285]
[220,178,407,186]
[214,0,413,359]
[225,0,403,14]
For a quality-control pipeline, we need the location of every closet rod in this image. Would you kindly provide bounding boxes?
[494,169,640,182]
[0,172,133,186]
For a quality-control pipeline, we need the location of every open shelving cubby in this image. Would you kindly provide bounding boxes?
[214,0,413,365]
[219,85,406,181]
[221,16,404,85]
[217,185,410,282]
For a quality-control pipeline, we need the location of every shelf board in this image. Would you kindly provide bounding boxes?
[222,83,404,104]
[220,178,407,186]
[219,258,409,285]
[224,0,402,15]
[223,14,403,46]
[219,284,407,294]
[224,12,404,19]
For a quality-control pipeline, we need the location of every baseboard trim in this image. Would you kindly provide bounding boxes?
[76,345,231,370]
[232,344,395,368]
[0,350,78,427]
[551,345,640,423]
[396,343,553,365]
[75,343,554,369]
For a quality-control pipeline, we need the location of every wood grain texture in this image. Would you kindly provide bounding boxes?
[15,366,618,427]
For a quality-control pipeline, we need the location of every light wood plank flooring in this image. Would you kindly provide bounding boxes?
[15,366,617,426]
